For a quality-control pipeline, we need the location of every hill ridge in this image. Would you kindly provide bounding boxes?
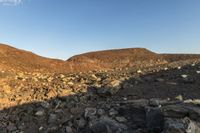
[0,43,200,73]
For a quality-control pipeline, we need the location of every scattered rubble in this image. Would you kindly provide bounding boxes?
[0,60,200,132]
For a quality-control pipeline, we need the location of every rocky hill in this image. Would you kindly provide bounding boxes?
[0,44,66,72]
[1,43,200,132]
[67,48,166,70]
[0,58,200,132]
[1,43,200,73]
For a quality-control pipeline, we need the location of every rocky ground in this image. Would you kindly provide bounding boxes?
[1,59,200,133]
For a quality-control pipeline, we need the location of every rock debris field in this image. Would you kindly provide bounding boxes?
[0,59,200,133]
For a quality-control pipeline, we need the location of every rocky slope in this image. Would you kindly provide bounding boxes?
[0,59,200,132]
[1,43,200,73]
[0,44,66,72]
[67,48,164,69]
[1,43,200,133]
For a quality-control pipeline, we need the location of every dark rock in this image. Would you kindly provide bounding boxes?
[65,126,73,133]
[163,104,188,118]
[70,107,84,116]
[48,114,57,124]
[85,108,97,119]
[109,108,118,116]
[146,107,164,132]
[97,109,105,116]
[118,105,146,129]
[7,123,17,132]
[115,116,127,123]
[185,105,200,121]
[47,126,59,133]
[89,116,127,133]
[163,117,200,133]
[77,117,86,128]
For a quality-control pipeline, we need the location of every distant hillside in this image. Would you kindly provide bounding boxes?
[1,43,200,73]
[68,48,159,63]
[161,54,200,62]
[0,44,65,72]
[67,48,166,69]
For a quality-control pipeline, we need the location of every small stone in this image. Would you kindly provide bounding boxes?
[155,78,165,82]
[60,74,65,78]
[67,82,74,86]
[192,99,200,105]
[185,99,200,105]
[149,99,161,107]
[109,108,118,116]
[164,68,168,70]
[123,97,128,101]
[181,74,188,78]
[166,82,177,85]
[40,102,50,108]
[115,116,127,123]
[137,70,142,74]
[7,124,17,131]
[35,110,45,116]
[39,126,43,131]
[48,114,57,123]
[70,108,84,115]
[196,71,200,74]
[85,108,96,118]
[91,74,98,80]
[97,109,105,116]
[110,80,121,88]
[184,99,193,103]
[0,93,4,98]
[66,126,73,133]
[175,95,183,101]
[47,126,58,132]
[178,66,181,70]
[77,118,86,128]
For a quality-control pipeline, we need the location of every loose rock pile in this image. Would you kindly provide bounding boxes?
[0,60,200,133]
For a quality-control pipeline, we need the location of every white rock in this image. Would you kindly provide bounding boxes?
[164,68,168,70]
[123,97,127,101]
[137,70,142,74]
[175,95,183,101]
[35,110,45,116]
[67,81,74,86]
[177,67,181,70]
[196,71,200,74]
[181,75,188,78]
[115,116,127,123]
[91,74,97,79]
[39,126,44,131]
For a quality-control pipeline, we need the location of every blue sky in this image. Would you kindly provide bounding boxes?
[0,0,200,59]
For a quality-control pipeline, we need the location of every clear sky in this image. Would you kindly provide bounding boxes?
[0,0,200,59]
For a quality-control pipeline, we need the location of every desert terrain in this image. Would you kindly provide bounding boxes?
[0,43,200,133]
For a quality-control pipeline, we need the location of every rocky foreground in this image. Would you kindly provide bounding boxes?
[1,59,200,133]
